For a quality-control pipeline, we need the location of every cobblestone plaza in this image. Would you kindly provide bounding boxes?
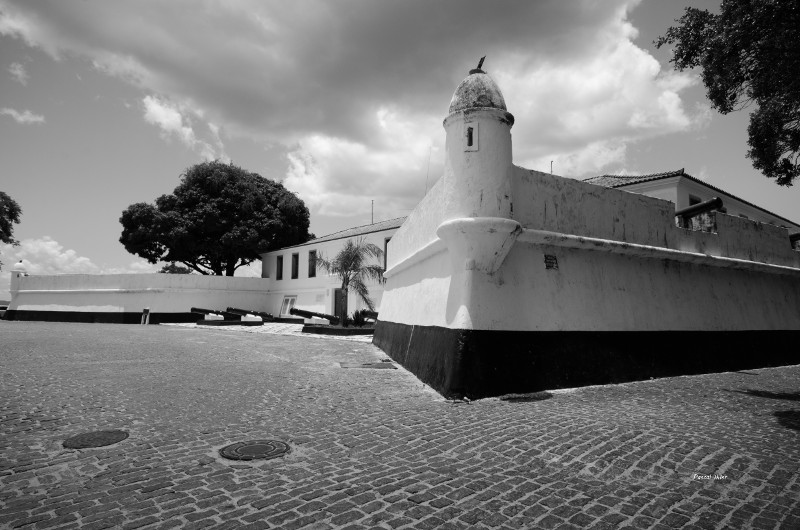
[1,322,798,529]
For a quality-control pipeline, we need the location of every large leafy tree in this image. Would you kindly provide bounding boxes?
[655,1,800,186]
[120,161,311,276]
[316,238,384,326]
[1,191,23,271]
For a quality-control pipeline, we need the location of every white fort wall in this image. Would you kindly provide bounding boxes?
[380,166,800,331]
[6,272,276,323]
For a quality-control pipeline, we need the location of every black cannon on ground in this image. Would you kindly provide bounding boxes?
[289,307,340,325]
[190,307,228,318]
[226,307,275,321]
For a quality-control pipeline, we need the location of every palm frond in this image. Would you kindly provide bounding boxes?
[349,276,375,311]
[353,264,386,285]
[315,254,333,275]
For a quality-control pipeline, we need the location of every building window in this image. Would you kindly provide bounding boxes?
[464,122,478,151]
[280,296,297,316]
[291,253,299,279]
[308,250,317,278]
[276,255,283,280]
[384,237,391,270]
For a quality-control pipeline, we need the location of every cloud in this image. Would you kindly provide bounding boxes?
[0,238,159,300]
[0,237,157,276]
[142,95,227,161]
[0,0,708,212]
[284,106,442,216]
[498,32,705,176]
[0,107,44,124]
[8,61,27,84]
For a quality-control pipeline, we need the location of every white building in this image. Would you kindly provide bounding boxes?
[584,169,800,233]
[259,217,405,317]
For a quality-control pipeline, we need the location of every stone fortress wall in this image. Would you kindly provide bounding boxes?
[374,63,800,399]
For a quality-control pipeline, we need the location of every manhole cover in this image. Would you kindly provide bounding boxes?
[219,440,290,461]
[63,430,129,449]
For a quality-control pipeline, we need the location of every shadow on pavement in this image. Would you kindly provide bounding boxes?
[727,389,800,401]
[774,410,800,431]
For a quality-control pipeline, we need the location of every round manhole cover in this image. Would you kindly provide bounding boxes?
[63,430,129,449]
[219,440,290,461]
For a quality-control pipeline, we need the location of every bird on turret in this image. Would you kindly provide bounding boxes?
[470,56,486,74]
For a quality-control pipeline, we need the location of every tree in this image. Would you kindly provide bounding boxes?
[120,161,311,275]
[159,262,193,274]
[655,1,800,186]
[0,191,22,271]
[315,238,384,327]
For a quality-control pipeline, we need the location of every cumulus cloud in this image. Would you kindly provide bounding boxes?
[285,107,442,216]
[0,0,707,214]
[8,61,27,84]
[142,95,226,161]
[0,237,157,276]
[0,107,44,124]
[498,32,704,176]
[0,238,159,300]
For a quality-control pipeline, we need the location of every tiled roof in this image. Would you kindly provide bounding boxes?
[275,216,407,251]
[582,169,685,188]
[584,169,799,229]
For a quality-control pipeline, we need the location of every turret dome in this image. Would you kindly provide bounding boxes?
[448,66,507,115]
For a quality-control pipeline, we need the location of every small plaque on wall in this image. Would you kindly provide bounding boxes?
[544,254,559,270]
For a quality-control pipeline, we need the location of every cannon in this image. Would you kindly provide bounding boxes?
[675,197,723,230]
[190,307,226,318]
[289,307,340,325]
[226,307,275,321]
[675,197,723,220]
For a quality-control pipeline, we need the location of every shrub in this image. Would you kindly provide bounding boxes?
[352,310,366,328]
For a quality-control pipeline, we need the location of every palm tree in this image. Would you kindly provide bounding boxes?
[316,237,384,326]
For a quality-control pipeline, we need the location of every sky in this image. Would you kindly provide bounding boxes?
[2,0,799,299]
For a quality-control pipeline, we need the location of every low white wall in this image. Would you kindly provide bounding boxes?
[8,273,273,315]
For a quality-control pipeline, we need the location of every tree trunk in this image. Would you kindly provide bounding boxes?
[340,281,349,327]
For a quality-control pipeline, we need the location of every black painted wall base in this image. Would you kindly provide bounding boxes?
[3,310,202,325]
[373,321,800,399]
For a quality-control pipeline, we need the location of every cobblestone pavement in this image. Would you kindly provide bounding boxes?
[1,321,799,530]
